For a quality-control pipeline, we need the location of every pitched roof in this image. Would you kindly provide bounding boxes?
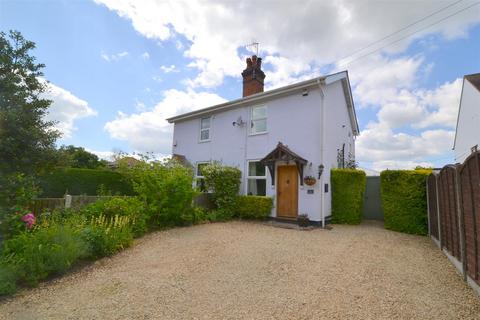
[167,71,359,135]
[465,73,480,92]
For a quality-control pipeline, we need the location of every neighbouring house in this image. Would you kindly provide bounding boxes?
[453,73,480,163]
[107,156,142,169]
[167,55,359,226]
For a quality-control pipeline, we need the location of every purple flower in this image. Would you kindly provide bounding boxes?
[21,213,36,229]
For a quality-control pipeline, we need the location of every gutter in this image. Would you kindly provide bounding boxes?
[317,78,326,228]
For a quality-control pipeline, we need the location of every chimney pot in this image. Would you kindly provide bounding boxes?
[241,55,265,97]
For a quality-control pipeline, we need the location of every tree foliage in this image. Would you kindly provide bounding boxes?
[0,30,59,176]
[57,145,107,169]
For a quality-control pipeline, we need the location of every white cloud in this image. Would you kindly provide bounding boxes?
[94,0,480,88]
[416,78,463,128]
[42,81,97,138]
[104,89,226,153]
[86,149,115,161]
[356,122,455,171]
[101,51,129,62]
[141,52,150,60]
[160,64,179,73]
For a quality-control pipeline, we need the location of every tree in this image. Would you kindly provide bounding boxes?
[0,30,60,176]
[57,145,107,169]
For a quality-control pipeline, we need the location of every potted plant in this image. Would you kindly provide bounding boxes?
[297,214,310,228]
[304,175,316,186]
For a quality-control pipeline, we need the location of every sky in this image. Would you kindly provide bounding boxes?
[1,0,479,171]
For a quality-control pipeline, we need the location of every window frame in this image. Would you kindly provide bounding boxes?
[195,161,210,192]
[249,105,267,135]
[246,160,268,196]
[199,116,211,142]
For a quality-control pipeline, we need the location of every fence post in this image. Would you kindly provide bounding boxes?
[455,167,467,281]
[65,194,72,209]
[435,174,443,249]
[426,178,431,236]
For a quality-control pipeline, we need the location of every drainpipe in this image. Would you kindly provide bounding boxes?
[317,79,326,228]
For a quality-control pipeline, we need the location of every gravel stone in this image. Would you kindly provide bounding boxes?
[1,221,479,319]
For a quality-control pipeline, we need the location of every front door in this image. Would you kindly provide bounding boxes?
[277,165,298,218]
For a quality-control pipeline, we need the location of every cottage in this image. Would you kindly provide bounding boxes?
[453,73,480,163]
[167,55,359,226]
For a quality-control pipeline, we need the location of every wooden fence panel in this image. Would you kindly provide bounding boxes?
[427,174,439,240]
[30,198,65,215]
[438,166,461,260]
[460,152,480,284]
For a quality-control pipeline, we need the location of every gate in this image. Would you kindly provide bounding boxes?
[362,176,384,221]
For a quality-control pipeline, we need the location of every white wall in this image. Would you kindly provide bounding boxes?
[455,80,480,163]
[172,81,354,222]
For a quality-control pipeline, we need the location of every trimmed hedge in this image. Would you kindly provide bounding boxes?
[38,168,134,197]
[235,196,273,219]
[331,169,366,224]
[380,170,431,235]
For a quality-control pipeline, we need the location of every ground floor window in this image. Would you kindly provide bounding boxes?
[195,162,209,192]
[247,160,267,196]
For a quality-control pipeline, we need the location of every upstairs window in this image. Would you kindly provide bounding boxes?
[250,105,267,135]
[247,160,267,196]
[200,117,211,142]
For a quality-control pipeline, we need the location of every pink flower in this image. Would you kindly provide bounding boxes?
[21,213,36,229]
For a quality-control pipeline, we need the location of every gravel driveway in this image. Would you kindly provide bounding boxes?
[1,221,479,319]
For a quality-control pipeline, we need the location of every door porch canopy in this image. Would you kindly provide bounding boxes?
[260,142,308,186]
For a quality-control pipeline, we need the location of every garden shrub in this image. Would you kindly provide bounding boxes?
[0,173,40,239]
[38,168,134,197]
[124,159,195,227]
[203,163,241,219]
[81,197,147,237]
[331,169,366,224]
[80,215,133,259]
[380,170,431,235]
[1,224,88,287]
[234,196,273,219]
[0,264,17,295]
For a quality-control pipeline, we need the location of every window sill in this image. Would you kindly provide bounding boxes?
[248,131,268,137]
[198,139,211,143]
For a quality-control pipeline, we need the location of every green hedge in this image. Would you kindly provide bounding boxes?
[380,170,431,235]
[38,168,134,197]
[331,169,366,224]
[235,196,273,219]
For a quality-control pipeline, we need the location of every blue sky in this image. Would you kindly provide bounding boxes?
[1,0,479,170]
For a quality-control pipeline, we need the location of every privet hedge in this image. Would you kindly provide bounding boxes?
[235,196,273,219]
[38,168,133,197]
[380,170,431,235]
[331,169,366,224]
[203,163,242,219]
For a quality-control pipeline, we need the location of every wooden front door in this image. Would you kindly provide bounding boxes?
[277,165,298,218]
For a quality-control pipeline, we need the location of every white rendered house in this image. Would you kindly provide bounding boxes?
[453,73,480,163]
[167,55,359,226]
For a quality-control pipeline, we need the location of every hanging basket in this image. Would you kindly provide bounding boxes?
[304,176,316,186]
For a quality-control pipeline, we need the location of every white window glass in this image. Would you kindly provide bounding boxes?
[247,161,267,196]
[200,117,211,141]
[196,162,209,192]
[251,106,267,134]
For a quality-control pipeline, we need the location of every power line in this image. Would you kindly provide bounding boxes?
[338,1,480,67]
[337,0,465,63]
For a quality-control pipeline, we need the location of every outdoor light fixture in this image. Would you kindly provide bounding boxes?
[318,164,324,179]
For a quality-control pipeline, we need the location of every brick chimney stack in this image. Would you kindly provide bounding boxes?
[241,55,265,97]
